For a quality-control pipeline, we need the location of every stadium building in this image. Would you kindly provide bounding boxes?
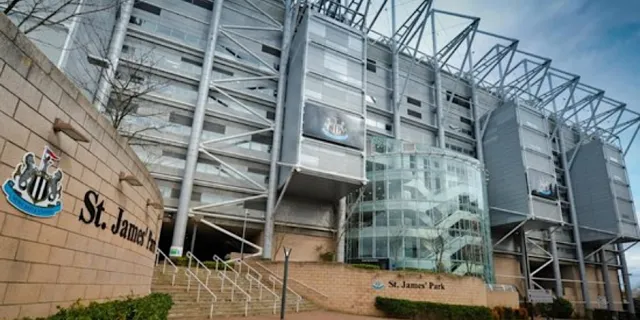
[11,0,640,314]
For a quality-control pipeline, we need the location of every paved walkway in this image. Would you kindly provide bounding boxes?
[218,311,393,320]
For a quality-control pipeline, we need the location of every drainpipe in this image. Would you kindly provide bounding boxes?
[93,0,134,111]
[263,0,294,260]
[170,0,224,257]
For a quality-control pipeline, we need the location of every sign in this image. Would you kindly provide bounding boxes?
[303,103,365,150]
[373,280,445,291]
[527,289,553,304]
[2,147,63,218]
[169,246,183,257]
[78,190,156,253]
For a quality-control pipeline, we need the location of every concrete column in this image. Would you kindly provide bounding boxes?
[618,243,635,314]
[263,0,294,260]
[390,0,401,139]
[549,229,563,297]
[336,197,347,262]
[170,0,224,257]
[520,229,531,291]
[431,13,445,148]
[557,129,591,310]
[600,249,614,311]
[93,0,134,111]
[467,36,494,283]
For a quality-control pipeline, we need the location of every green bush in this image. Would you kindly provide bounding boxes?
[375,297,493,320]
[20,293,173,320]
[532,297,573,318]
[350,263,381,270]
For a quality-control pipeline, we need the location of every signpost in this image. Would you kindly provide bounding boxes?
[527,289,554,304]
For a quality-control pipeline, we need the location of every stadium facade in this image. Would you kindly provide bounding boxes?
[10,0,640,314]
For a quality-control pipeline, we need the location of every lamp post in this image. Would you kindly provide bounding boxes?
[280,247,292,320]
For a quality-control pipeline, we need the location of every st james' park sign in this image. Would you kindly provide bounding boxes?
[79,190,157,253]
[372,280,446,291]
[3,147,156,253]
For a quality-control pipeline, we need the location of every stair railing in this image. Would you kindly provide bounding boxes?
[155,248,178,286]
[185,267,217,319]
[186,251,212,286]
[216,269,251,316]
[255,261,329,300]
[268,274,301,312]
[213,254,239,281]
[245,273,280,314]
[234,259,263,282]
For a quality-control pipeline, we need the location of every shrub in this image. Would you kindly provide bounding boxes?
[350,264,381,270]
[29,293,174,320]
[492,306,528,319]
[375,297,493,320]
[532,297,573,318]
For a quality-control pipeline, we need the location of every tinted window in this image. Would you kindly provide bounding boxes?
[134,1,161,15]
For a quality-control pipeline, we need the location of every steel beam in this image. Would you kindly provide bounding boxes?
[391,0,401,139]
[93,0,134,111]
[171,0,225,257]
[264,0,295,260]
[431,11,445,148]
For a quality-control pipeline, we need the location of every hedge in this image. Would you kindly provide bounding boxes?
[350,264,381,270]
[531,297,573,318]
[375,297,494,320]
[19,293,173,320]
[491,306,528,320]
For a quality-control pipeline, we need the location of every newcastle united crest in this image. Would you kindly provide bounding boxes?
[322,116,349,141]
[2,147,63,218]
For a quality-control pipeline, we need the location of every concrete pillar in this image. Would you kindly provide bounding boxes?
[600,249,614,311]
[170,0,224,257]
[618,243,635,314]
[263,0,294,260]
[93,0,134,111]
[336,197,347,262]
[549,229,563,297]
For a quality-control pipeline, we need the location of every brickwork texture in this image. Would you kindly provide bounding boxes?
[0,13,163,319]
[259,262,517,316]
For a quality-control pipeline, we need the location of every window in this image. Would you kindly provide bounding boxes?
[208,95,229,107]
[130,75,145,84]
[181,57,202,67]
[407,96,421,107]
[385,124,393,131]
[121,45,133,54]
[460,117,472,125]
[446,90,471,109]
[169,113,225,134]
[407,109,422,119]
[212,66,233,77]
[261,44,281,57]
[133,1,161,15]
[251,134,272,145]
[202,120,225,134]
[243,199,265,210]
[182,0,213,10]
[365,95,377,105]
[129,16,143,26]
[266,111,275,120]
[366,59,377,72]
[87,55,109,68]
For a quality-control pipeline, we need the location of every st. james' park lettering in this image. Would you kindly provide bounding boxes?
[79,190,156,252]
[388,280,445,290]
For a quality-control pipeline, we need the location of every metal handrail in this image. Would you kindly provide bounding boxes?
[155,248,178,286]
[213,254,239,281]
[217,269,251,316]
[186,251,212,286]
[185,268,217,319]
[234,259,263,281]
[245,273,280,314]
[268,274,301,312]
[255,261,329,299]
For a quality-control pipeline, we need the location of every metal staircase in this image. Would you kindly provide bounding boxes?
[152,249,319,319]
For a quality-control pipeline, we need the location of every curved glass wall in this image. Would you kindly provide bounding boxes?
[346,136,493,281]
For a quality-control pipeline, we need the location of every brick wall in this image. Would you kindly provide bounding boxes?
[260,262,495,316]
[0,13,163,319]
[255,231,334,261]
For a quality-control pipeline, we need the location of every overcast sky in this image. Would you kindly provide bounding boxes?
[369,0,640,286]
